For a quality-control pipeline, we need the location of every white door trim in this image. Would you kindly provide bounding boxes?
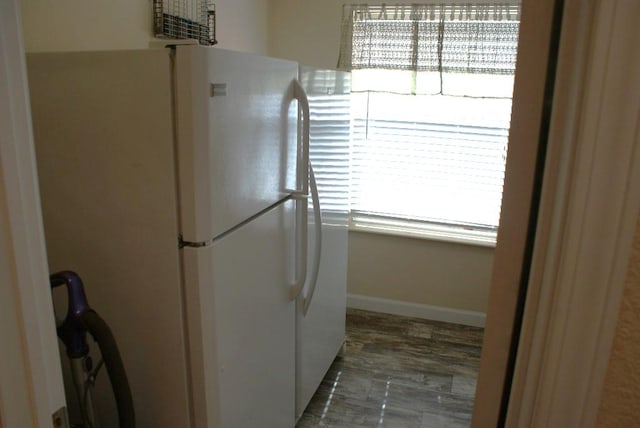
[471,0,558,424]
[507,0,640,426]
[0,0,66,426]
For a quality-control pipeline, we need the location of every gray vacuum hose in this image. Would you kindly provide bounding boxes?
[81,309,135,428]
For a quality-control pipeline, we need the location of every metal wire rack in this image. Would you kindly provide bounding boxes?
[153,0,217,45]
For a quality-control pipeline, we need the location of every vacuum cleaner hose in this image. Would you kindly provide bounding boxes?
[81,309,135,428]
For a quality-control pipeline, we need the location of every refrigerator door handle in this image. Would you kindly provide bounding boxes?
[291,79,310,198]
[290,193,308,300]
[303,164,323,315]
[290,79,311,300]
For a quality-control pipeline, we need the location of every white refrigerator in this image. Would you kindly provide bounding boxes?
[27,45,346,428]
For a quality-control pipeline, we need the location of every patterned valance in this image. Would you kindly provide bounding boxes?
[338,3,521,76]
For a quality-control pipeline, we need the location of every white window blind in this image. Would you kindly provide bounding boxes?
[338,3,521,242]
[300,67,351,225]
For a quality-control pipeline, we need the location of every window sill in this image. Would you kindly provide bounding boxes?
[349,214,497,248]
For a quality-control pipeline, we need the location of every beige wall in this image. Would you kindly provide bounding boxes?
[20,0,151,51]
[268,0,344,68]
[216,0,269,54]
[597,216,640,426]
[269,0,495,314]
[20,0,269,54]
[349,232,493,312]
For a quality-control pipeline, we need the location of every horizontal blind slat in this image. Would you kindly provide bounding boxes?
[350,90,510,227]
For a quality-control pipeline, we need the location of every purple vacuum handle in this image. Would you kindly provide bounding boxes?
[50,271,90,358]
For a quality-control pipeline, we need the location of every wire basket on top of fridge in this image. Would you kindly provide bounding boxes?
[153,0,217,45]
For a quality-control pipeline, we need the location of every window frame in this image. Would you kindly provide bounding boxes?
[340,3,521,245]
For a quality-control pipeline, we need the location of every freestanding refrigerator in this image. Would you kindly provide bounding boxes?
[27,45,330,428]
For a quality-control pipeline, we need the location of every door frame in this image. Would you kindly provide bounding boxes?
[4,0,639,426]
[472,0,560,423]
[0,0,67,426]
[506,0,640,425]
[474,0,640,426]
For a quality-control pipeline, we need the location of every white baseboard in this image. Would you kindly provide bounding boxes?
[346,294,486,328]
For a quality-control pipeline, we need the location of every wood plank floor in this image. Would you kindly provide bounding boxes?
[297,308,483,428]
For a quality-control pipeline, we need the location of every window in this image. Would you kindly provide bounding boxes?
[338,3,521,245]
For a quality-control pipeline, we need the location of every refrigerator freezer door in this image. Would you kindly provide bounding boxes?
[182,199,296,428]
[175,46,300,243]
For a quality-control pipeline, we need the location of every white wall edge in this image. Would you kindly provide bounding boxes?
[0,0,66,425]
[347,294,486,328]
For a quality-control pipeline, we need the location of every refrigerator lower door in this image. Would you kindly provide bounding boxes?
[181,199,296,428]
[296,221,348,418]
